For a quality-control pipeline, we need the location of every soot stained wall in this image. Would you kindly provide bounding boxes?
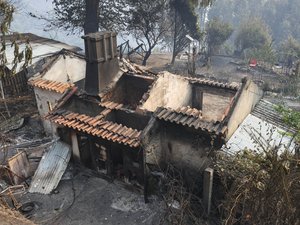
[104,74,153,109]
[142,72,192,112]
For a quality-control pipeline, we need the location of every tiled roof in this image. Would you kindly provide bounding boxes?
[46,110,141,147]
[29,78,74,93]
[186,77,240,91]
[99,101,123,109]
[154,107,226,135]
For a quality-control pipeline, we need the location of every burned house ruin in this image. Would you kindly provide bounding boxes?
[29,31,263,192]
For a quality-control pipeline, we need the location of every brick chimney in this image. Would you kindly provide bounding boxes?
[82,31,119,95]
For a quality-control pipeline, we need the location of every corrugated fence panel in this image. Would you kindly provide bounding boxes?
[1,70,29,96]
[29,141,71,194]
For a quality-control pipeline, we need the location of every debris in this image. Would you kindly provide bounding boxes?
[29,141,71,194]
[19,202,35,214]
[0,180,9,191]
[0,185,26,209]
[0,116,24,133]
[121,58,156,76]
[8,151,31,185]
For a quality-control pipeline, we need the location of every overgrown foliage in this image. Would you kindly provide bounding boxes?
[216,147,300,225]
[158,164,206,225]
[276,105,300,142]
[216,106,300,225]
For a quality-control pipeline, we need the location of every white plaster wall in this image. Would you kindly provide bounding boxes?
[142,72,192,112]
[43,55,86,83]
[226,80,263,140]
[34,87,62,135]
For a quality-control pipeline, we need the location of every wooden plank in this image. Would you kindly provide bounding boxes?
[8,151,31,185]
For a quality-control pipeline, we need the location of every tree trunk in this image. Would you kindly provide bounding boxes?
[84,0,99,34]
[171,9,178,65]
[142,50,151,66]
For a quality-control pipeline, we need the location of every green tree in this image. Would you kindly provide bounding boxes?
[31,0,129,34]
[244,44,277,65]
[276,105,300,141]
[279,35,300,67]
[208,0,300,45]
[169,0,201,64]
[235,18,272,54]
[126,0,170,66]
[206,17,233,56]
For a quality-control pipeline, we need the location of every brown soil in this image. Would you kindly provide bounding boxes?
[0,205,35,225]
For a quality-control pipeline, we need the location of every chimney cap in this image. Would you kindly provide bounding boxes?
[82,31,117,41]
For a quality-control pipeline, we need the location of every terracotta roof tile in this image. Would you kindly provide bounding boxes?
[29,78,74,94]
[185,77,240,91]
[99,101,123,110]
[154,107,226,135]
[46,111,141,147]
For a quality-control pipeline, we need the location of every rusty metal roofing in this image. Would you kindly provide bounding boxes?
[186,77,240,91]
[29,78,74,93]
[154,107,226,135]
[46,110,141,147]
[29,141,71,194]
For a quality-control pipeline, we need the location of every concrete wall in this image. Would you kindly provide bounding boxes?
[142,72,192,112]
[143,119,163,166]
[144,121,211,176]
[226,79,263,140]
[160,124,211,172]
[33,87,62,135]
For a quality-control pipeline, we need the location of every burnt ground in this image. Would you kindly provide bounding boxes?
[19,166,163,225]
[0,93,39,122]
[0,92,164,225]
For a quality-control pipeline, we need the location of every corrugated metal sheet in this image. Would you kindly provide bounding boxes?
[29,141,71,194]
[29,78,74,93]
[154,107,226,135]
[251,99,296,133]
[186,77,240,90]
[46,110,141,147]
[223,114,297,155]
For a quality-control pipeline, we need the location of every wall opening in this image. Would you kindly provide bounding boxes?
[106,110,151,130]
[103,74,154,110]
